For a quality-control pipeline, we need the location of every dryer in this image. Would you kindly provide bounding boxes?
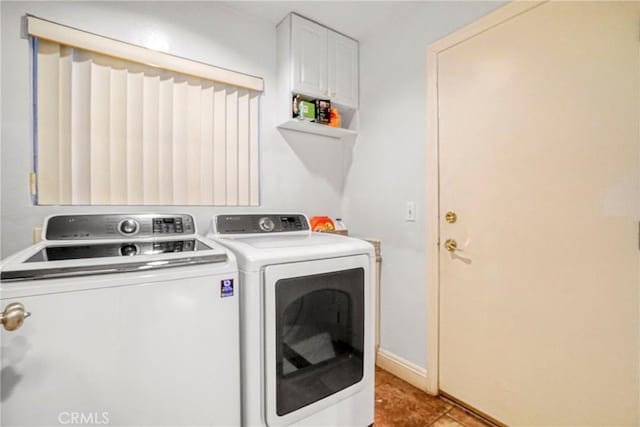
[208,213,375,427]
[1,213,240,426]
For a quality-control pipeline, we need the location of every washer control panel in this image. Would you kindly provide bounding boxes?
[216,214,309,234]
[45,214,196,240]
[152,216,186,235]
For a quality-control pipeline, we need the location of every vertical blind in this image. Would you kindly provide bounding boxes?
[31,19,262,206]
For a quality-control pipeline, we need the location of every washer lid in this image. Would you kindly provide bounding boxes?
[0,237,229,282]
[24,239,212,263]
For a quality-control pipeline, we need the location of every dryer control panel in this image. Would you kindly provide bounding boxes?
[215,214,309,234]
[45,214,196,240]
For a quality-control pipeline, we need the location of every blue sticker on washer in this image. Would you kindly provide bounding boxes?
[221,279,234,298]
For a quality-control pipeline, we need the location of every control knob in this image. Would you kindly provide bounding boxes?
[119,219,139,235]
[259,217,275,232]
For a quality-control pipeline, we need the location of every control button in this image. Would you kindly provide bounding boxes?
[259,217,275,232]
[119,219,139,235]
[120,244,138,256]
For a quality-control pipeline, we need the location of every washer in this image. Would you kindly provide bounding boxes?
[208,213,375,427]
[1,213,240,426]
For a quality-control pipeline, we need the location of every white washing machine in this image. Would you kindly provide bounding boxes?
[208,214,375,427]
[1,213,240,426]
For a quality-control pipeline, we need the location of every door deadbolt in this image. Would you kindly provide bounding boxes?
[1,303,31,331]
[445,211,457,223]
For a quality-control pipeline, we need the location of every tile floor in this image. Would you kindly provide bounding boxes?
[375,367,491,427]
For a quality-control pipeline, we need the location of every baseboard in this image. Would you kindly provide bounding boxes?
[376,348,429,392]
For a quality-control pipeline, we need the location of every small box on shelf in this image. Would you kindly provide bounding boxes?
[315,99,331,124]
[291,92,352,128]
[282,93,357,141]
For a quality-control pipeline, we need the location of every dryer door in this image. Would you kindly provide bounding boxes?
[263,255,373,426]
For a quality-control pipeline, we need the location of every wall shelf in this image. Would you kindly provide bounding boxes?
[277,119,357,141]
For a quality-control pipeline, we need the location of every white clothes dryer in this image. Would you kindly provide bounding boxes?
[1,213,240,426]
[208,213,375,427]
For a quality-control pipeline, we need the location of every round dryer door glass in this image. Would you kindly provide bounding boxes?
[274,268,365,416]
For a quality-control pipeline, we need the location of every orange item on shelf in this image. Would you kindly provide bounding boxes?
[310,216,335,232]
[328,108,341,128]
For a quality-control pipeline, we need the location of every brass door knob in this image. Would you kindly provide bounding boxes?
[1,303,31,331]
[444,239,458,252]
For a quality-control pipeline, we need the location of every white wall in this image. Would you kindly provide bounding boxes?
[342,1,504,369]
[1,0,505,372]
[1,1,346,257]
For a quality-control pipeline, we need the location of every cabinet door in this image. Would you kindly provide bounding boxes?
[291,15,328,98]
[328,31,358,108]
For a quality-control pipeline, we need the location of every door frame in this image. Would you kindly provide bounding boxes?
[424,0,547,395]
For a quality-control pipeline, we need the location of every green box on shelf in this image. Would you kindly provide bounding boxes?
[298,100,315,121]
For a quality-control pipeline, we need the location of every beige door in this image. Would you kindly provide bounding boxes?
[437,2,640,425]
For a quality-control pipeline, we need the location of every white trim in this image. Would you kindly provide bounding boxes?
[424,0,546,397]
[424,45,440,396]
[26,16,264,92]
[376,349,429,392]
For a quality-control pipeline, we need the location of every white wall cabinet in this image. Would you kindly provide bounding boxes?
[281,13,359,111]
[289,14,358,108]
[277,13,359,140]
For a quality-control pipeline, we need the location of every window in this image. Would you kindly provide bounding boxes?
[28,16,262,206]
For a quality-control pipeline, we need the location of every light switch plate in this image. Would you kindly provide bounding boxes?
[406,201,416,222]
